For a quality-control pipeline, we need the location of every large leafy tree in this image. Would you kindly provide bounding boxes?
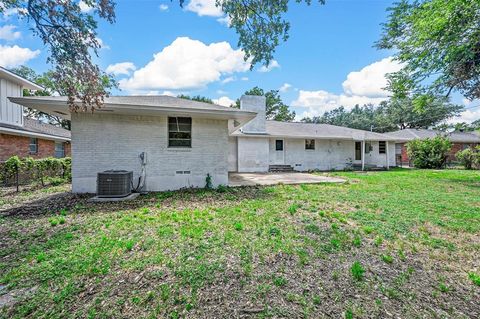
[234,86,295,121]
[1,0,325,110]
[10,65,116,129]
[0,0,116,111]
[377,0,480,100]
[302,104,397,132]
[302,98,462,132]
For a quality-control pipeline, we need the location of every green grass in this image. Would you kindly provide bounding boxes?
[1,169,479,318]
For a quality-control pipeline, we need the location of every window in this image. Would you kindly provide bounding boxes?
[55,142,65,158]
[379,141,386,154]
[168,117,192,147]
[305,139,315,150]
[355,141,362,160]
[29,138,38,154]
[275,140,283,151]
[365,142,372,154]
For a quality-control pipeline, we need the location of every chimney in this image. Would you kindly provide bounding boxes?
[240,95,266,134]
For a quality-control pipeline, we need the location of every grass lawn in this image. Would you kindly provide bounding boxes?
[0,169,479,318]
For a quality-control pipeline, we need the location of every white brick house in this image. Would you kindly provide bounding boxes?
[11,94,396,193]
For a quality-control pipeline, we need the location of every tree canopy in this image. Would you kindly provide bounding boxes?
[1,0,325,110]
[234,86,296,122]
[377,0,480,101]
[177,94,214,104]
[0,0,116,111]
[301,97,463,133]
[10,65,116,130]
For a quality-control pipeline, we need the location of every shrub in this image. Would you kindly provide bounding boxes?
[1,155,72,188]
[406,136,452,168]
[456,146,480,170]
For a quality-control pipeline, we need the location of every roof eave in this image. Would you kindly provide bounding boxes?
[0,126,71,141]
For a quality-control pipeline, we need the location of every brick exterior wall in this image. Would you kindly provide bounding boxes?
[0,133,71,161]
[398,142,477,166]
[71,113,229,193]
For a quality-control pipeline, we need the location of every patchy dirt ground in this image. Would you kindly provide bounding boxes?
[1,170,479,318]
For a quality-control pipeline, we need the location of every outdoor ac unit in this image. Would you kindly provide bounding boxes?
[97,170,133,198]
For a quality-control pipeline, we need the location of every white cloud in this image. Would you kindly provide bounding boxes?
[292,57,402,119]
[79,1,94,13]
[279,83,292,93]
[292,90,385,119]
[221,76,235,84]
[0,25,20,41]
[1,7,27,17]
[213,96,235,107]
[119,37,250,91]
[0,45,40,67]
[217,15,231,26]
[186,0,223,17]
[95,37,109,49]
[216,89,227,95]
[106,62,136,76]
[240,76,249,81]
[258,59,280,73]
[159,4,169,11]
[342,57,402,98]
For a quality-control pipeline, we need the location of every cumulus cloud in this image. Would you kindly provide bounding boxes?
[221,76,235,84]
[292,57,401,119]
[106,62,136,76]
[258,60,280,73]
[186,0,223,17]
[119,37,250,91]
[342,57,402,97]
[0,45,40,67]
[213,96,235,107]
[279,83,292,93]
[159,4,169,11]
[0,25,20,41]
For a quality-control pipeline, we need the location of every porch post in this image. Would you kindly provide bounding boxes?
[386,141,390,170]
[361,140,365,171]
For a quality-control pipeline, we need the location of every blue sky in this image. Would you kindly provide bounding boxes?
[1,0,478,123]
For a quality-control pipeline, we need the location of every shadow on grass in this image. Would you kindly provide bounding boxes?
[0,185,274,220]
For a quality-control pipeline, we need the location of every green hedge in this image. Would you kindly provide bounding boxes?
[406,136,452,169]
[456,146,480,170]
[1,156,71,189]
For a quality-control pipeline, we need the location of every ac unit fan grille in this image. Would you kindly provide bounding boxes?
[97,170,133,198]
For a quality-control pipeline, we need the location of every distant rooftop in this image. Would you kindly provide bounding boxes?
[384,128,480,143]
[0,117,70,140]
[233,120,396,141]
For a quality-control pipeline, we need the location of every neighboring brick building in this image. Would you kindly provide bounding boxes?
[385,129,480,166]
[0,67,71,162]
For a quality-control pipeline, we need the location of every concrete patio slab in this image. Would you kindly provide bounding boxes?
[228,172,345,187]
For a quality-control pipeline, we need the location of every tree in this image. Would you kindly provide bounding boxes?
[0,0,116,111]
[10,65,116,130]
[177,94,214,104]
[302,104,397,132]
[234,87,295,121]
[407,136,452,169]
[1,0,325,110]
[377,0,480,100]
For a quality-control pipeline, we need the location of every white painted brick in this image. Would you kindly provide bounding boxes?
[71,113,228,193]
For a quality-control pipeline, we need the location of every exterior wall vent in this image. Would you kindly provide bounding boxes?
[97,170,132,197]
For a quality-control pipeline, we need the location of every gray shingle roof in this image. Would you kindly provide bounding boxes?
[12,95,244,113]
[384,129,480,143]
[0,117,71,139]
[233,120,395,141]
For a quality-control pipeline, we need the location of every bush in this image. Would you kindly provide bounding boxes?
[406,136,452,169]
[1,156,71,188]
[456,146,480,170]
